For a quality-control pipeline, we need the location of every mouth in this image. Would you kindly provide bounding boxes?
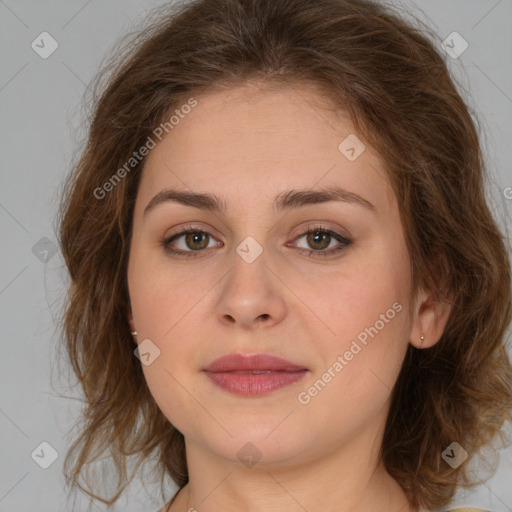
[202,353,309,397]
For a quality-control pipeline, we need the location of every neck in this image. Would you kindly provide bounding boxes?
[171,430,412,512]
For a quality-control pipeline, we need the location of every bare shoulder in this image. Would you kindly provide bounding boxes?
[448,508,491,512]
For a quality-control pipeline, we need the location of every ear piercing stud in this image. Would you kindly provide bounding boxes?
[131,331,138,336]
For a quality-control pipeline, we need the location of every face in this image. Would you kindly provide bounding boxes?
[127,81,415,468]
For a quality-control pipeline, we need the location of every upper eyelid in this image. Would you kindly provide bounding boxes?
[166,223,344,238]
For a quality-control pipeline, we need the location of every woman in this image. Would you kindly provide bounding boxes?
[57,0,512,511]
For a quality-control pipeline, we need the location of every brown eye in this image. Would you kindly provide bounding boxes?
[305,231,332,250]
[162,225,352,259]
[183,232,209,250]
[293,226,352,257]
[162,228,222,258]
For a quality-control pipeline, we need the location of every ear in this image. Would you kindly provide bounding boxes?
[409,286,453,349]
[126,307,136,334]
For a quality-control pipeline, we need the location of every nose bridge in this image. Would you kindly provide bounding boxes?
[226,233,272,303]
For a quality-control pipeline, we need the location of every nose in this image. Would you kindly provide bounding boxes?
[214,248,287,331]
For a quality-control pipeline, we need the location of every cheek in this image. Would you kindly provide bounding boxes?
[128,262,204,431]
[142,362,202,436]
[316,245,411,383]
[127,250,209,368]
[300,295,409,435]
[128,249,204,337]
[321,264,407,340]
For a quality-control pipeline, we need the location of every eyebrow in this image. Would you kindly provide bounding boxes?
[143,186,376,217]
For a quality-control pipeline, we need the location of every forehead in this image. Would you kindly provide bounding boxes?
[154,82,360,159]
[137,81,396,218]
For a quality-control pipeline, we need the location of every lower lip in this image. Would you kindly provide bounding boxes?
[203,370,308,396]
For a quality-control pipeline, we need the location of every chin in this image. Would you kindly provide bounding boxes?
[202,428,314,468]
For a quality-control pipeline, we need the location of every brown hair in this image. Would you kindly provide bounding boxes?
[57,0,512,510]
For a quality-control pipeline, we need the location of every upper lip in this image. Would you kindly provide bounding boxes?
[203,353,308,372]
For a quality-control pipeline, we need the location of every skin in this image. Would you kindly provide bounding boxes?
[127,81,451,512]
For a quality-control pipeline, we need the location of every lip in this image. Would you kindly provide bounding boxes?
[203,353,307,372]
[202,353,309,397]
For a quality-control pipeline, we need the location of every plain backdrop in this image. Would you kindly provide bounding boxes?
[1,1,511,511]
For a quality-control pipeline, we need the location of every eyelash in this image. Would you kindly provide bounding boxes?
[161,223,353,259]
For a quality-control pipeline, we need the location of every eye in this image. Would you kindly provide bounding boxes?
[161,223,352,258]
[289,224,352,257]
[162,226,222,257]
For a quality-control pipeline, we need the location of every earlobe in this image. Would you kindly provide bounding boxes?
[126,307,137,336]
[409,289,454,349]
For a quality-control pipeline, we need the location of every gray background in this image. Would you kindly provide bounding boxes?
[1,1,511,511]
